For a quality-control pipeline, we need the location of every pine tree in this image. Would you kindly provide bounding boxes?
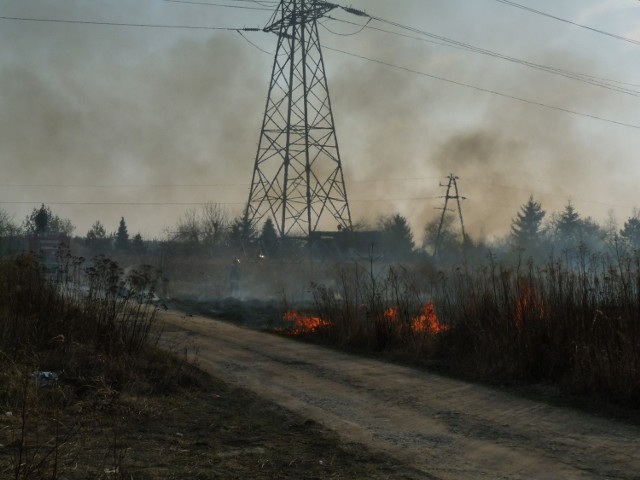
[228,214,258,247]
[380,214,414,257]
[556,202,581,244]
[260,218,279,257]
[23,204,74,235]
[510,196,545,249]
[115,217,129,251]
[620,214,640,247]
[132,233,145,254]
[34,204,49,235]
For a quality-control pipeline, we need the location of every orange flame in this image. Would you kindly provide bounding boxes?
[384,306,399,321]
[382,302,447,334]
[284,309,332,334]
[284,301,447,335]
[413,301,447,334]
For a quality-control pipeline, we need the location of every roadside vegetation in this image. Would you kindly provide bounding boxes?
[0,250,411,479]
[287,248,640,410]
[1,195,640,478]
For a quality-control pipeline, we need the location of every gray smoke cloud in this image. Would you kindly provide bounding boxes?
[1,0,638,242]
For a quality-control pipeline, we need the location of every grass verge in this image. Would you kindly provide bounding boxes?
[0,253,416,479]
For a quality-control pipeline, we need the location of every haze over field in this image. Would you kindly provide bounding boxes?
[1,0,639,240]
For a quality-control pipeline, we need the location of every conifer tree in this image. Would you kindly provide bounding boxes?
[115,217,129,251]
[556,202,581,244]
[380,214,414,257]
[620,214,640,248]
[260,218,279,257]
[510,196,545,249]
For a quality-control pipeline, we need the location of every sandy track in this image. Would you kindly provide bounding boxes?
[161,312,640,479]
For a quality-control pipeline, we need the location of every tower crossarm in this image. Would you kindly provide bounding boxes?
[264,1,338,34]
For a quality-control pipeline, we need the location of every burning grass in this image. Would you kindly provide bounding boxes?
[283,301,446,338]
[277,251,640,409]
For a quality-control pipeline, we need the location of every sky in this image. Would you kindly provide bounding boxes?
[1,0,639,243]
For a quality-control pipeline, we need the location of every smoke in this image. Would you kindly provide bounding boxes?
[323,1,640,241]
[1,0,638,242]
[0,1,268,236]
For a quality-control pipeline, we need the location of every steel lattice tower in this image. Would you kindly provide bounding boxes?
[245,0,352,238]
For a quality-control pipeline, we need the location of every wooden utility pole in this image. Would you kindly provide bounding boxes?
[434,174,467,258]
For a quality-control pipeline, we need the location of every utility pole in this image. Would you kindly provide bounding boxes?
[434,174,467,258]
[245,0,352,239]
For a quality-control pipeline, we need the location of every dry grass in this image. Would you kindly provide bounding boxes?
[0,253,416,479]
[295,250,640,409]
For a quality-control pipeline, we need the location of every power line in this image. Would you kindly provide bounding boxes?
[319,17,371,37]
[493,0,640,47]
[0,183,247,188]
[237,29,273,55]
[324,46,640,130]
[161,0,274,11]
[324,15,640,91]
[0,201,247,206]
[0,15,245,30]
[0,177,442,188]
[328,10,640,96]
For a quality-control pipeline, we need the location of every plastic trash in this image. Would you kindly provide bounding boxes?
[32,371,58,385]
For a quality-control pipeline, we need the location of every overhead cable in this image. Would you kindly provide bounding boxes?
[325,15,640,91]
[493,0,640,47]
[332,10,640,96]
[0,15,247,31]
[162,0,274,11]
[324,46,640,130]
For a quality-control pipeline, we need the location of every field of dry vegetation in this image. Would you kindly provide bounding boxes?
[276,250,640,410]
[2,238,640,478]
[0,254,411,479]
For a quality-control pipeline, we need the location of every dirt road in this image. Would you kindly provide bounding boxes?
[161,312,640,479]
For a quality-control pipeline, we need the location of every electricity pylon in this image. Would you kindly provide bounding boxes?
[434,174,467,258]
[245,0,352,238]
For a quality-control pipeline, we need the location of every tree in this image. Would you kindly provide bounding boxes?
[23,204,74,235]
[174,209,201,245]
[86,220,109,252]
[510,196,545,250]
[620,212,640,248]
[200,203,230,247]
[171,204,231,249]
[228,213,258,247]
[0,209,18,237]
[555,202,581,245]
[132,233,146,254]
[379,214,414,258]
[115,217,129,251]
[34,204,49,234]
[259,218,279,257]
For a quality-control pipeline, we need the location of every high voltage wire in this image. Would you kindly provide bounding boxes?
[0,177,441,188]
[493,0,640,47]
[348,13,640,96]
[161,0,274,11]
[324,46,640,130]
[0,15,245,30]
[319,17,371,37]
[0,201,246,206]
[2,195,638,209]
[2,4,638,129]
[324,16,640,92]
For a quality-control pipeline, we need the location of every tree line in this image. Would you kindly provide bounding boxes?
[1,198,640,262]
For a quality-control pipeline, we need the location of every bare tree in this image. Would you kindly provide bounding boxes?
[200,203,230,247]
[0,209,18,237]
